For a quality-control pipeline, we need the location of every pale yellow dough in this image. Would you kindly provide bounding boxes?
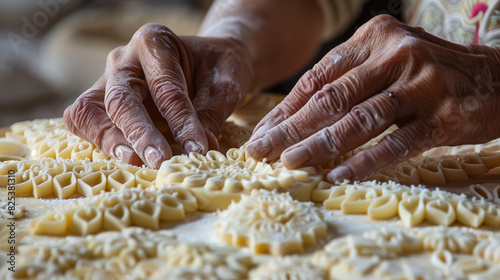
[0,158,152,198]
[313,226,500,280]
[4,118,253,161]
[30,187,197,236]
[217,189,327,255]
[249,257,326,280]
[371,153,500,185]
[5,228,255,280]
[156,148,323,211]
[320,180,500,228]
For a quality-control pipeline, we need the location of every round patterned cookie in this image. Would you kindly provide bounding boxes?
[217,189,327,255]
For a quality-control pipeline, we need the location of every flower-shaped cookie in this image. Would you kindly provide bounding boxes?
[217,189,327,255]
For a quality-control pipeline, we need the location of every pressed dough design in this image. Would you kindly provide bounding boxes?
[248,257,326,280]
[0,198,25,219]
[313,226,500,279]
[5,118,252,161]
[2,97,500,280]
[156,148,323,211]
[29,187,198,236]
[0,158,154,199]
[370,153,500,185]
[469,184,500,204]
[217,189,327,255]
[318,180,500,228]
[7,227,253,280]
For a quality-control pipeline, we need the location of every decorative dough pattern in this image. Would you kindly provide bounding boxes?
[0,198,25,219]
[9,227,253,280]
[320,180,500,228]
[217,189,327,255]
[313,226,500,279]
[249,257,326,280]
[5,118,252,161]
[29,187,197,236]
[0,158,154,198]
[4,99,500,280]
[370,153,500,186]
[156,148,323,211]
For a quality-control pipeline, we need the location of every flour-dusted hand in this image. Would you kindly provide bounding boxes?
[246,15,500,183]
[64,23,253,168]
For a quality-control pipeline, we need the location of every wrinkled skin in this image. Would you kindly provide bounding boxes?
[64,23,253,169]
[246,15,500,183]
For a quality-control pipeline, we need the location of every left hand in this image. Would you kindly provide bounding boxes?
[245,15,500,183]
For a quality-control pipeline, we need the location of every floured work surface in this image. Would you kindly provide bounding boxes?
[1,93,500,280]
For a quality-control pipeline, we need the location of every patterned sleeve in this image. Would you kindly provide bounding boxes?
[403,0,500,47]
[315,0,369,40]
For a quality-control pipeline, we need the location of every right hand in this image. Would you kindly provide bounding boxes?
[64,23,254,169]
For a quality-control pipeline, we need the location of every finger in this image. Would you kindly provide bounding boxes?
[249,43,371,142]
[326,121,435,183]
[193,71,244,151]
[281,93,396,169]
[104,69,172,169]
[63,75,142,166]
[134,24,208,155]
[246,61,399,160]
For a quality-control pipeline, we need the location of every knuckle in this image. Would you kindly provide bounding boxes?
[154,80,187,110]
[275,104,295,119]
[69,95,102,144]
[296,68,325,95]
[124,123,149,147]
[198,109,224,137]
[383,131,413,158]
[277,121,302,146]
[104,85,134,121]
[370,14,398,28]
[349,104,377,131]
[395,36,424,56]
[106,46,125,66]
[133,23,175,46]
[356,15,400,40]
[317,129,340,154]
[422,65,442,82]
[312,83,350,115]
[71,95,98,125]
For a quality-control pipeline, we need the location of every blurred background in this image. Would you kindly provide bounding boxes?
[0,0,210,127]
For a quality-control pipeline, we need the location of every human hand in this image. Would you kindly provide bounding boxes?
[64,23,253,168]
[246,15,500,183]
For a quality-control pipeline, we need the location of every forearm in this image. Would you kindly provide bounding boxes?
[198,0,325,91]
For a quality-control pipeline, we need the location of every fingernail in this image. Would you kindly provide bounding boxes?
[282,146,311,169]
[115,145,134,162]
[328,166,353,183]
[184,140,202,154]
[245,135,272,159]
[145,146,161,168]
